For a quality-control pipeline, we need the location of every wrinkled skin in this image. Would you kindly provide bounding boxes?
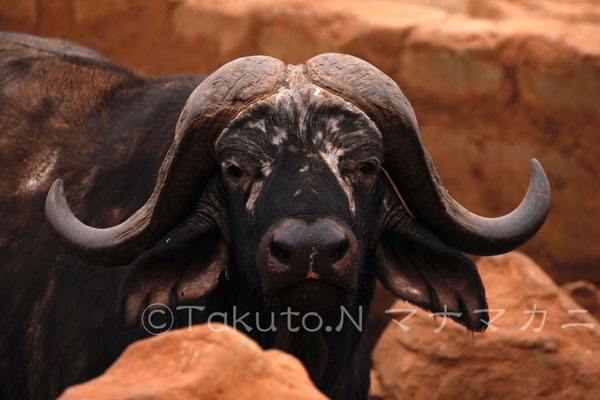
[0,32,544,400]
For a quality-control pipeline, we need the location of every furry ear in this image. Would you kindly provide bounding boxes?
[376,220,489,332]
[117,227,227,329]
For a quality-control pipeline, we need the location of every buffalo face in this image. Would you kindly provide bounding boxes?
[216,86,383,313]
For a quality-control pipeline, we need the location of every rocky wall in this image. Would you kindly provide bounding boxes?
[1,0,599,282]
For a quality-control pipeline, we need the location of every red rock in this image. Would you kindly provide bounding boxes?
[562,280,600,321]
[59,323,326,400]
[368,368,386,400]
[372,252,600,400]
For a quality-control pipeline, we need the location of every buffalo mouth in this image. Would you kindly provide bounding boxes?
[257,217,360,315]
[273,279,349,314]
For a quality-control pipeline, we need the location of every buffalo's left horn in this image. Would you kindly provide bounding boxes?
[305,53,550,255]
[46,56,287,265]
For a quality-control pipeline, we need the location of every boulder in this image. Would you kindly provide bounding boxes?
[368,369,386,400]
[59,323,326,400]
[372,252,600,400]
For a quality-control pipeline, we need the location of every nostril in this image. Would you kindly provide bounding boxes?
[330,239,349,264]
[270,242,291,265]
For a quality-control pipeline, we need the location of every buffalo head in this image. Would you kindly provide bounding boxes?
[45,54,550,331]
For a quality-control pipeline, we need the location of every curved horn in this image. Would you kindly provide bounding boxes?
[46,56,287,266]
[305,53,550,255]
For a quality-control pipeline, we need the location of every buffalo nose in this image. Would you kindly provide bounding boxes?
[270,220,350,275]
[258,218,359,306]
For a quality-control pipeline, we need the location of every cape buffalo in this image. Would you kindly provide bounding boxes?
[0,32,550,399]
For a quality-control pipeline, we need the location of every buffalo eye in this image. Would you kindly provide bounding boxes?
[341,159,380,184]
[359,161,378,176]
[226,165,245,179]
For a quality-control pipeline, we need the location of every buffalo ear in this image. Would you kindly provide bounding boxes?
[117,231,227,329]
[375,225,489,332]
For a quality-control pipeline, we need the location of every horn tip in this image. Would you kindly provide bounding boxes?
[529,158,546,177]
[526,158,551,233]
[48,178,63,193]
[529,157,543,172]
[46,179,65,215]
[528,158,551,197]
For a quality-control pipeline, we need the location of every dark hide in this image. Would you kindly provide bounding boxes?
[0,32,204,398]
